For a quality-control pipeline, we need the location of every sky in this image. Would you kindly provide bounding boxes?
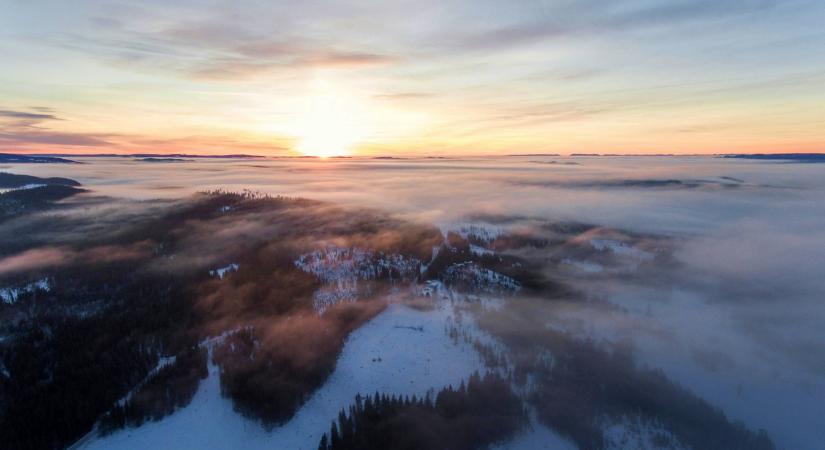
[1,0,825,156]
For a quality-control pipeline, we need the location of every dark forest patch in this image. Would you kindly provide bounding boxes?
[212,300,386,426]
[318,372,526,450]
[0,172,81,187]
[0,173,85,222]
[0,153,78,164]
[99,346,208,432]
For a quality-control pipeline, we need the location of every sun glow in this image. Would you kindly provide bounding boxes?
[292,79,370,157]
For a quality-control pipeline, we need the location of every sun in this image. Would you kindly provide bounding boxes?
[292,79,369,157]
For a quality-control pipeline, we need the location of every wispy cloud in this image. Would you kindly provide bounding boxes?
[0,108,113,148]
[48,10,401,81]
[0,110,61,121]
[441,0,776,52]
[0,131,113,147]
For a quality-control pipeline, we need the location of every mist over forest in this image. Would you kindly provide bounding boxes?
[1,155,823,450]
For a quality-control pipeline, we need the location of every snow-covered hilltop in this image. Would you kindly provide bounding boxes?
[294,246,423,312]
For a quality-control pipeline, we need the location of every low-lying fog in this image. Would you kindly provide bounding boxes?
[4,155,824,449]
[7,155,824,232]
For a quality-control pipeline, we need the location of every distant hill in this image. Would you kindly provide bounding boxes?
[0,153,78,164]
[47,153,264,159]
[0,172,85,221]
[1,183,85,204]
[723,153,825,162]
[135,157,192,163]
[0,172,81,188]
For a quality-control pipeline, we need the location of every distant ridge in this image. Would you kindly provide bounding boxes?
[135,157,192,163]
[39,153,265,159]
[723,153,825,162]
[0,172,81,187]
[0,153,78,164]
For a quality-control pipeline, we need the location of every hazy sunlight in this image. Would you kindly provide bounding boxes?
[292,79,369,157]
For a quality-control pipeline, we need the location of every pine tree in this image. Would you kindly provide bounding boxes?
[330,421,340,449]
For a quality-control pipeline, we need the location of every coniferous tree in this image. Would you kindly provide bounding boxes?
[330,421,341,449]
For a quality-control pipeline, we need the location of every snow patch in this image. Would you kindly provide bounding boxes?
[295,247,420,283]
[591,239,653,261]
[418,279,447,298]
[295,247,421,312]
[447,223,504,244]
[470,244,494,256]
[0,183,46,194]
[209,263,239,279]
[603,415,688,450]
[420,244,443,274]
[1,277,51,305]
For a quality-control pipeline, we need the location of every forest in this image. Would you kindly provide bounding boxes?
[0,188,442,449]
[0,172,86,221]
[318,372,526,450]
[100,346,208,433]
[0,177,779,450]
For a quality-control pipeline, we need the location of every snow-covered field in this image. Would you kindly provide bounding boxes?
[77,301,487,450]
[493,412,577,450]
